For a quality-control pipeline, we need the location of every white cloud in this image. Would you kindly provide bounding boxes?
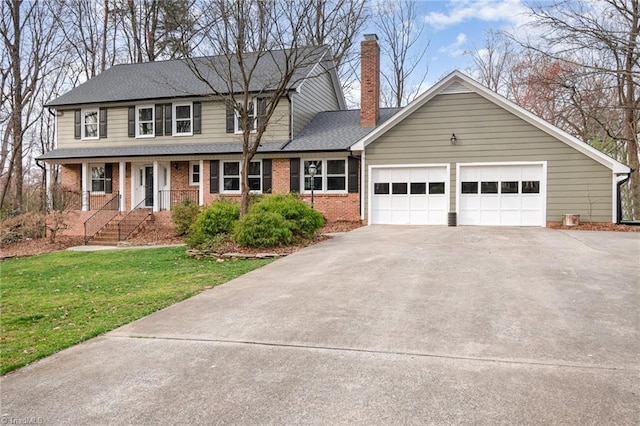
[439,32,468,57]
[424,0,530,30]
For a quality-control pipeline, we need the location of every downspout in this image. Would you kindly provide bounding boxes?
[616,172,632,224]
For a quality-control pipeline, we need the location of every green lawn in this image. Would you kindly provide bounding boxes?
[0,247,272,375]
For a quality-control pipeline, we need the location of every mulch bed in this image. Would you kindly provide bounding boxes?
[548,222,640,232]
[1,221,364,260]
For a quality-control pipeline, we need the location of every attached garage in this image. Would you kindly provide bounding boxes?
[369,165,448,225]
[457,163,546,226]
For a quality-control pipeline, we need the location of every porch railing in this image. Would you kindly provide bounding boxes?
[82,191,118,210]
[158,189,199,211]
[83,193,120,244]
[117,199,152,241]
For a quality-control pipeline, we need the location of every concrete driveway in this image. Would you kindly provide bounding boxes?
[2,226,639,424]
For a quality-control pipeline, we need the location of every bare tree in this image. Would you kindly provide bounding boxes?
[516,0,640,219]
[374,0,430,107]
[186,0,351,215]
[1,0,65,213]
[466,30,517,97]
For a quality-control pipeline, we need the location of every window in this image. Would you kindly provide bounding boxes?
[303,159,347,192]
[190,162,200,186]
[374,183,389,194]
[410,183,427,194]
[392,183,408,194]
[501,181,519,194]
[82,109,99,139]
[222,161,240,191]
[461,182,478,194]
[248,161,261,191]
[173,103,192,135]
[136,106,154,137]
[481,181,499,194]
[235,99,257,133]
[522,181,540,194]
[91,166,106,192]
[429,182,445,194]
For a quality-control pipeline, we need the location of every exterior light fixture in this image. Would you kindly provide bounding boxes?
[308,162,317,209]
[173,162,179,170]
[450,133,457,145]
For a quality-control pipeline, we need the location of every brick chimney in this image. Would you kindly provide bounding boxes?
[360,34,380,128]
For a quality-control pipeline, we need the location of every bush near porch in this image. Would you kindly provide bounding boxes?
[182,194,325,249]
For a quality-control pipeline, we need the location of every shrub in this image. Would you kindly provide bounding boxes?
[249,193,324,240]
[0,212,46,244]
[171,199,201,236]
[187,199,240,248]
[233,211,292,247]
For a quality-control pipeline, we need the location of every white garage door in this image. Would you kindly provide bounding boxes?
[458,164,545,226]
[371,166,448,225]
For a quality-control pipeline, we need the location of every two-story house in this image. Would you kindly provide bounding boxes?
[40,34,631,236]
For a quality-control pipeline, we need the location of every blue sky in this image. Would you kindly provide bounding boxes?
[364,0,533,95]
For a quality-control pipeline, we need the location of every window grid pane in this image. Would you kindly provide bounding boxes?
[481,181,499,194]
[461,182,478,194]
[429,182,445,195]
[410,183,427,194]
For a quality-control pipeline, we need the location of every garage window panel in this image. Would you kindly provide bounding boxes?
[410,182,426,194]
[461,181,478,194]
[501,181,519,194]
[429,182,445,194]
[392,183,408,194]
[374,183,390,194]
[522,181,540,193]
[481,181,499,194]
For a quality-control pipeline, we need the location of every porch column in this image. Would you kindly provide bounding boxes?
[199,159,204,206]
[81,162,89,211]
[44,162,53,211]
[119,161,126,212]
[153,160,159,212]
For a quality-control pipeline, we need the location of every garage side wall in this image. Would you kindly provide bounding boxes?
[364,92,613,223]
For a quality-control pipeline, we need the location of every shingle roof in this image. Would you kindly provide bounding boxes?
[281,108,401,151]
[38,142,286,160]
[47,46,330,107]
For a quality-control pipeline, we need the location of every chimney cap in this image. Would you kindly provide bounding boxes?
[363,34,378,41]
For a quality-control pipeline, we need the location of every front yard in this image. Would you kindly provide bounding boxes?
[0,247,272,375]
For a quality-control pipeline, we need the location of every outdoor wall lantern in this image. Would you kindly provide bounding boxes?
[173,162,179,170]
[308,162,317,209]
[450,133,457,145]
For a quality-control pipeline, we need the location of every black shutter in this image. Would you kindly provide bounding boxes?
[262,159,272,194]
[105,164,113,194]
[209,160,219,194]
[99,108,107,138]
[225,101,235,133]
[74,110,81,139]
[155,104,163,136]
[257,98,267,131]
[348,157,359,193]
[127,106,135,137]
[164,104,172,136]
[193,101,202,134]
[290,158,300,192]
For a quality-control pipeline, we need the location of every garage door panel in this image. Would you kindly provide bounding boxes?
[458,164,544,227]
[371,166,448,225]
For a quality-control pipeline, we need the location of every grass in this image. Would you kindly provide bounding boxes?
[0,247,272,375]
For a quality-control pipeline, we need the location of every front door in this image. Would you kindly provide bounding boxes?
[144,166,154,207]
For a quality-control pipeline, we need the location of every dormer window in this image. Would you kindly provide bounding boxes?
[82,108,99,139]
[136,105,154,137]
[173,103,193,136]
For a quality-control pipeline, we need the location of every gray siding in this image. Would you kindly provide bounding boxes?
[292,71,340,136]
[365,92,614,223]
[56,97,290,149]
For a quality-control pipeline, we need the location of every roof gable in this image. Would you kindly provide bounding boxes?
[350,71,630,174]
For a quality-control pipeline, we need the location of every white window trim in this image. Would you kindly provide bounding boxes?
[234,98,258,134]
[173,102,193,136]
[81,108,99,140]
[189,161,200,186]
[136,105,155,138]
[90,163,106,193]
[302,159,348,194]
[220,160,264,194]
